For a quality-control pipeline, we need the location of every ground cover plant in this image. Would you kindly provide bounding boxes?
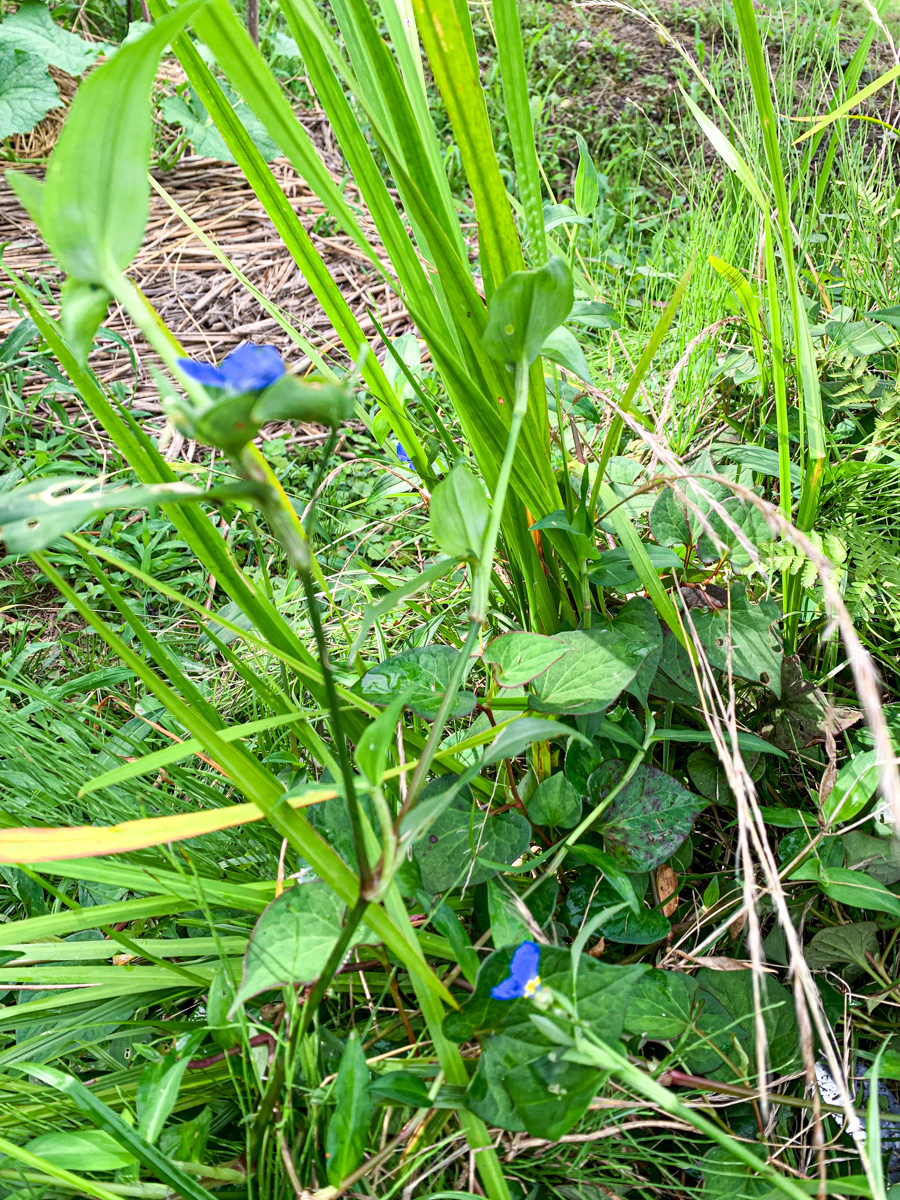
[1,0,900,1196]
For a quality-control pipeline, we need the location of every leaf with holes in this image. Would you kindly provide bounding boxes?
[592,761,705,872]
[357,646,476,720]
[690,585,782,696]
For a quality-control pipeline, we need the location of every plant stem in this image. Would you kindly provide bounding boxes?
[403,359,531,814]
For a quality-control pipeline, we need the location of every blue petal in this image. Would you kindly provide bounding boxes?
[509,940,541,986]
[396,442,412,466]
[490,975,526,1001]
[219,343,285,393]
[178,358,226,388]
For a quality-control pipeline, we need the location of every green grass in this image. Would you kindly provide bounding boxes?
[1,0,900,1195]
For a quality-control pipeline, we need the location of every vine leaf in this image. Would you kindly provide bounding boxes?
[357,646,476,720]
[689,584,782,696]
[592,761,705,871]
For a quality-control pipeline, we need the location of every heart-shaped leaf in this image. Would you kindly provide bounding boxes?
[593,761,705,871]
[357,646,476,720]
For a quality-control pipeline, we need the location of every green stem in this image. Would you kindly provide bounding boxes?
[403,359,531,814]
[582,1045,813,1200]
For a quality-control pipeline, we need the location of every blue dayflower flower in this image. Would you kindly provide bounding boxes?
[491,940,543,1001]
[396,442,413,467]
[178,343,285,393]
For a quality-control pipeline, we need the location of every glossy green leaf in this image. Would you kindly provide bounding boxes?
[593,761,705,872]
[369,1070,432,1108]
[430,462,490,560]
[325,1033,372,1186]
[541,326,592,384]
[817,866,900,917]
[482,257,574,366]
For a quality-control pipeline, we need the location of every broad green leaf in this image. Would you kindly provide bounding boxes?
[444,945,645,1134]
[230,884,376,1012]
[817,866,900,917]
[0,48,59,138]
[31,1,205,283]
[357,646,476,720]
[541,326,592,384]
[686,750,734,804]
[429,462,490,560]
[542,202,588,231]
[159,88,278,162]
[482,257,574,366]
[567,300,619,330]
[823,750,880,824]
[369,1071,432,1107]
[559,873,667,945]
[844,831,900,886]
[650,486,692,548]
[325,1034,372,1186]
[702,1145,780,1199]
[483,632,568,686]
[526,773,581,829]
[0,2,103,75]
[21,1130,135,1172]
[530,603,660,715]
[695,495,771,569]
[574,132,599,216]
[623,967,700,1040]
[805,922,879,970]
[487,877,531,947]
[413,796,530,893]
[593,761,705,872]
[60,278,111,367]
[690,585,782,696]
[762,654,861,750]
[589,545,682,590]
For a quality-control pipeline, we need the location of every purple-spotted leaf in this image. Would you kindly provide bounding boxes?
[592,761,705,872]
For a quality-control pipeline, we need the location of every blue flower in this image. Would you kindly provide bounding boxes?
[178,343,285,393]
[396,442,413,467]
[491,940,543,1001]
